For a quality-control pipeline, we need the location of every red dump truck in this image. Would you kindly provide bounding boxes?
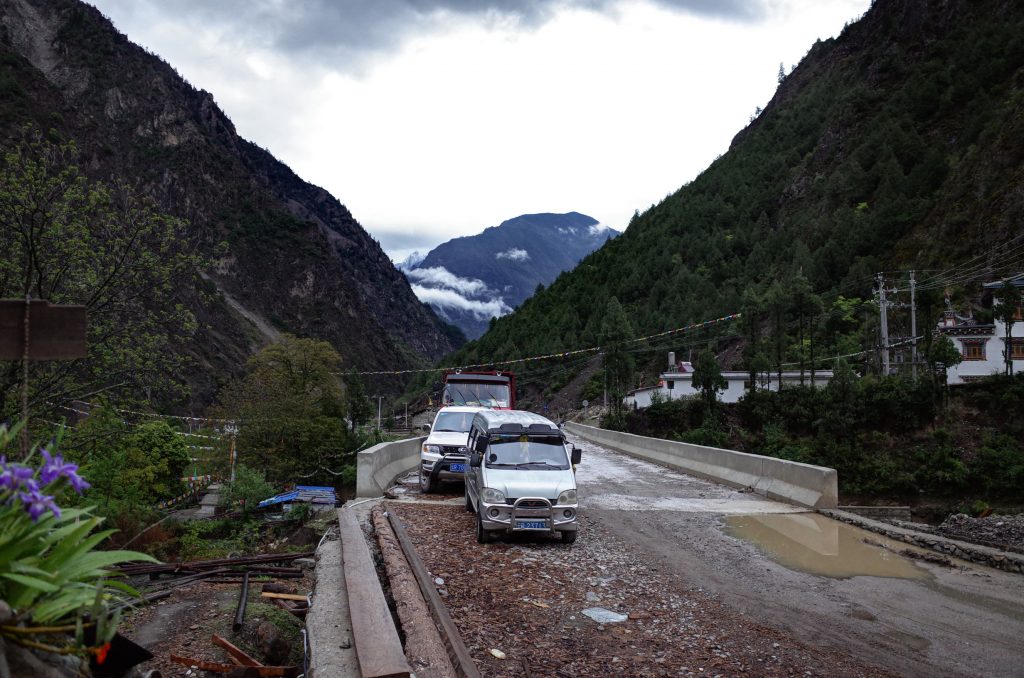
[441,370,516,409]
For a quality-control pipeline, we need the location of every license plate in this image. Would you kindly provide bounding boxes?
[448,463,465,472]
[516,520,547,530]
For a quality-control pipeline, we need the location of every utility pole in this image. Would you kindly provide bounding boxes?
[225,422,238,482]
[878,273,890,376]
[910,270,918,380]
[374,395,383,431]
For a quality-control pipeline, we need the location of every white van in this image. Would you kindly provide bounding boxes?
[420,406,483,493]
[464,409,581,544]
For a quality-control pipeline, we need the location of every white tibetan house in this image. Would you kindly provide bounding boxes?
[937,274,1024,385]
[624,353,833,409]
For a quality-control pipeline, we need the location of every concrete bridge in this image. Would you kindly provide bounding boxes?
[307,424,1024,678]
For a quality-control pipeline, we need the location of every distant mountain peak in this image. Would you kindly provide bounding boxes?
[405,211,616,339]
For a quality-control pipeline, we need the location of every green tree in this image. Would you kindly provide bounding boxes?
[125,421,191,500]
[216,335,355,484]
[224,464,276,515]
[740,286,765,390]
[344,374,373,432]
[599,298,635,412]
[993,281,1022,375]
[0,128,202,420]
[692,349,727,408]
[766,280,790,389]
[789,273,823,385]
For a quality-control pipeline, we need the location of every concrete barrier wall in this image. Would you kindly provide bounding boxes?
[356,436,425,498]
[564,422,837,509]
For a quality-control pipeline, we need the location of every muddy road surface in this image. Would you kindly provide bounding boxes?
[569,435,1024,678]
[393,435,1023,677]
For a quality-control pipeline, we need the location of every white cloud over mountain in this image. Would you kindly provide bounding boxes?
[406,266,512,321]
[495,248,530,262]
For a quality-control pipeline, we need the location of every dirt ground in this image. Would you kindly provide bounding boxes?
[120,574,312,676]
[386,435,1024,678]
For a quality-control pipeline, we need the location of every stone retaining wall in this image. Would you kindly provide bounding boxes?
[837,505,913,521]
[822,509,1024,575]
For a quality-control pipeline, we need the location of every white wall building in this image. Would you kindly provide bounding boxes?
[624,355,833,409]
[938,275,1024,385]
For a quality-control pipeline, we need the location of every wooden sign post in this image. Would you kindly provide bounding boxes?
[0,299,87,452]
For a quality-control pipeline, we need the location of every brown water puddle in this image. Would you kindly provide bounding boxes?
[725,512,930,580]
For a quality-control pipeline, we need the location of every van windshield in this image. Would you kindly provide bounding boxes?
[486,435,569,470]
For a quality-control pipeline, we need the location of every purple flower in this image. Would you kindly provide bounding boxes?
[18,488,61,521]
[0,456,34,492]
[39,449,90,493]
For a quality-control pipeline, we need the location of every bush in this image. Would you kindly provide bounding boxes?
[224,465,276,515]
[970,434,1024,497]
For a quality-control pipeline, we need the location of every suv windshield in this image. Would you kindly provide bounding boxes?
[486,434,569,470]
[433,411,475,433]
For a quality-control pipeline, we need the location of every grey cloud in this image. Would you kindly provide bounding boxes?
[103,0,767,66]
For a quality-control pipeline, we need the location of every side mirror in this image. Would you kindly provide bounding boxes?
[470,452,482,468]
[474,435,489,453]
[571,446,582,465]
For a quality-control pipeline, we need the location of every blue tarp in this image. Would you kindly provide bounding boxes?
[257,485,337,508]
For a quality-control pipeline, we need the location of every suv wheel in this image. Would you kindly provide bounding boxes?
[560,530,578,544]
[476,511,492,544]
[420,469,436,494]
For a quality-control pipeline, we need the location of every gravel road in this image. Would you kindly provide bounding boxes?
[391,436,1024,678]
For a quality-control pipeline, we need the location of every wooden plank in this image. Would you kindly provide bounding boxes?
[387,509,482,678]
[259,592,308,601]
[169,655,298,677]
[0,300,86,360]
[338,507,412,678]
[212,633,263,667]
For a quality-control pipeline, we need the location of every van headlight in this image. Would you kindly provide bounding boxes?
[422,444,441,454]
[458,446,467,453]
[480,487,506,504]
[557,489,577,505]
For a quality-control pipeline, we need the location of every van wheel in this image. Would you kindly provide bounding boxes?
[560,530,578,544]
[420,470,436,494]
[476,512,492,544]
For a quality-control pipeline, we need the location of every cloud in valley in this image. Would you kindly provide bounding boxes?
[405,266,489,296]
[495,248,530,262]
[411,286,512,319]
[405,266,512,320]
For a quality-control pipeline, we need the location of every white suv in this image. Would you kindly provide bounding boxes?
[420,406,483,493]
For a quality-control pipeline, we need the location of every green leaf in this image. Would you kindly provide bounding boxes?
[2,572,60,592]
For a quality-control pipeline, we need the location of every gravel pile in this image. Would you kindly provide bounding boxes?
[936,513,1024,554]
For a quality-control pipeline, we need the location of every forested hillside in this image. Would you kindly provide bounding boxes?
[443,0,1024,386]
[0,0,460,410]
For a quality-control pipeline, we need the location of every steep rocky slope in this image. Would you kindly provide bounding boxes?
[0,0,460,405]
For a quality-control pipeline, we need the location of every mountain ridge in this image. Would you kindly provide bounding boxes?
[0,0,461,406]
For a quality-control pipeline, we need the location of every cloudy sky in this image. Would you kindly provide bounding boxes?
[89,0,870,261]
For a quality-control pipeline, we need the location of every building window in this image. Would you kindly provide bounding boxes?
[961,340,986,361]
[1009,338,1024,360]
